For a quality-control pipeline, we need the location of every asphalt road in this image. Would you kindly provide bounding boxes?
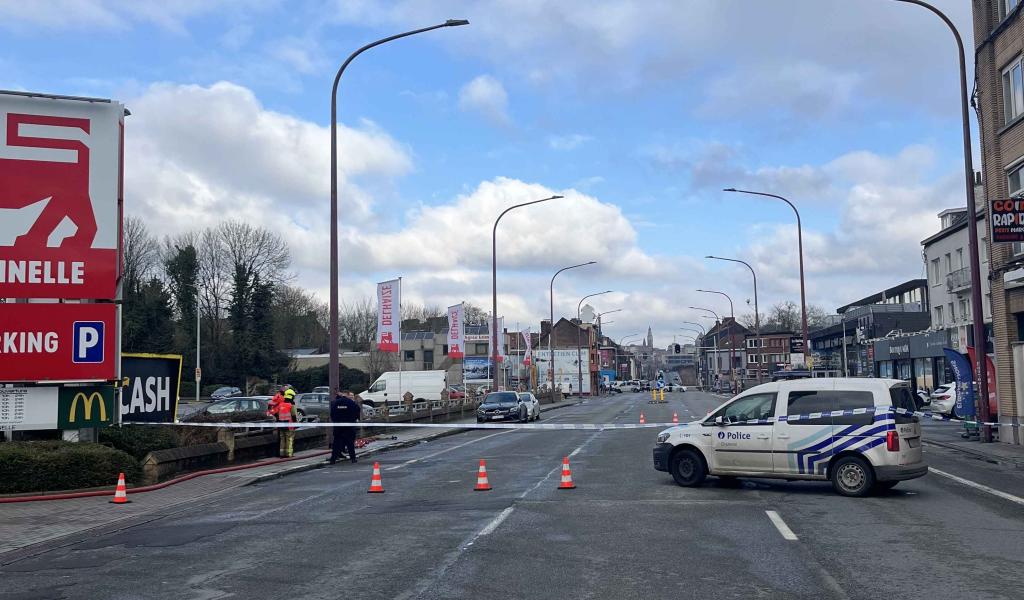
[3,391,1024,600]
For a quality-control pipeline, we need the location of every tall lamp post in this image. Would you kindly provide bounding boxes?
[706,255,761,383]
[549,261,596,398]
[723,188,808,369]
[329,19,470,396]
[576,290,613,396]
[492,195,563,390]
[690,306,721,390]
[697,289,737,392]
[887,0,990,440]
[618,333,640,381]
[593,308,622,396]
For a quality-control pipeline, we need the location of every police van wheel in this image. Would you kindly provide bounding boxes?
[670,449,706,487]
[830,456,875,497]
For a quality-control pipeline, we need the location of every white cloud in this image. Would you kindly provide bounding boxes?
[457,74,510,126]
[548,133,593,151]
[0,0,250,32]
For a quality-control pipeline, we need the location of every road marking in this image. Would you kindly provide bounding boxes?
[477,506,514,537]
[385,431,511,471]
[931,468,1024,507]
[765,510,798,541]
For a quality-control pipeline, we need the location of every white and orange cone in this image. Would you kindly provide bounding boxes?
[639,412,646,424]
[110,472,131,504]
[557,456,576,490]
[672,412,679,424]
[367,462,385,493]
[474,459,492,491]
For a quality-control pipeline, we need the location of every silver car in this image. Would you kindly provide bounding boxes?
[517,392,541,421]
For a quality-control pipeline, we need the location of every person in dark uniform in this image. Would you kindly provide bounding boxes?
[330,391,361,464]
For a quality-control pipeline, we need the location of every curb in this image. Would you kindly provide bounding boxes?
[923,438,1024,469]
[244,400,583,486]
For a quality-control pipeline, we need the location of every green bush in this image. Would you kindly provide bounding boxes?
[0,441,141,494]
[99,426,179,461]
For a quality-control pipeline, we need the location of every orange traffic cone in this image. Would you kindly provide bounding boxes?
[639,412,646,424]
[110,472,131,504]
[367,462,385,493]
[672,412,679,424]
[558,456,576,490]
[474,459,492,491]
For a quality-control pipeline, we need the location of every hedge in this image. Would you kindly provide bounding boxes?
[0,441,141,494]
[99,426,179,461]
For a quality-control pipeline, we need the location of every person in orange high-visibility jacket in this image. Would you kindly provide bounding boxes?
[272,389,299,457]
[267,387,286,419]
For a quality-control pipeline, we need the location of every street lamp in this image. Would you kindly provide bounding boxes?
[549,261,596,399]
[706,255,761,383]
[492,195,564,390]
[690,306,721,389]
[329,18,470,396]
[577,290,613,396]
[596,308,622,337]
[723,188,808,368]
[887,1,990,441]
[697,289,737,393]
[618,333,641,380]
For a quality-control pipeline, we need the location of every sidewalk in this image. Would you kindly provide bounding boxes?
[922,422,1024,469]
[0,399,580,562]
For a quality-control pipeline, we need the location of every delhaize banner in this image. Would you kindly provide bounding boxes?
[376,279,400,352]
[943,348,975,419]
[447,303,464,359]
[0,92,125,300]
[522,327,532,366]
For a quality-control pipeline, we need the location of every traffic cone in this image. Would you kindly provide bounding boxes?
[639,412,646,424]
[109,472,131,504]
[672,412,679,424]
[474,459,492,491]
[558,456,576,490]
[367,462,385,493]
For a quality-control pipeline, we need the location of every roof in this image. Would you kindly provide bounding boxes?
[920,205,985,247]
[836,279,927,314]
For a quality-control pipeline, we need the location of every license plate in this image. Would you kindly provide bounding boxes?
[491,415,503,420]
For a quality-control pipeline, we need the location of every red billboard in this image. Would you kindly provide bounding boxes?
[0,303,117,382]
[0,92,124,300]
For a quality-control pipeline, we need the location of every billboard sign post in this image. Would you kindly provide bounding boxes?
[120,353,183,423]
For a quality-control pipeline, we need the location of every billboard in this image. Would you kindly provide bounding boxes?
[534,349,589,394]
[464,357,494,382]
[0,92,124,300]
[0,384,114,431]
[58,385,115,429]
[376,279,400,352]
[121,353,182,423]
[991,198,1024,243]
[0,303,117,382]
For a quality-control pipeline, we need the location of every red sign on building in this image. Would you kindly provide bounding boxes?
[0,93,124,300]
[0,303,117,382]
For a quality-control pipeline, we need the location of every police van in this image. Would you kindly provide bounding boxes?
[652,378,927,496]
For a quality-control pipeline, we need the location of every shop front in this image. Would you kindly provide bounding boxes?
[873,330,951,395]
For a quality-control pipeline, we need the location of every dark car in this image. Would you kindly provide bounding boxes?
[210,386,242,400]
[476,391,529,423]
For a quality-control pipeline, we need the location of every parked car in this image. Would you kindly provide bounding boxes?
[448,384,467,400]
[929,384,958,416]
[294,392,331,421]
[476,391,532,423]
[653,378,927,497]
[517,392,541,421]
[663,383,687,393]
[210,386,242,401]
[202,396,271,416]
[312,386,330,395]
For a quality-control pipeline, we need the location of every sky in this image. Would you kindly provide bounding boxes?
[0,0,977,348]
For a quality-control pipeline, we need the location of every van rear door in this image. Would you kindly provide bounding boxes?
[889,384,923,466]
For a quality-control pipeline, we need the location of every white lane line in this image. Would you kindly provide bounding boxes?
[765,510,798,541]
[477,506,515,537]
[931,468,1024,507]
[385,430,511,471]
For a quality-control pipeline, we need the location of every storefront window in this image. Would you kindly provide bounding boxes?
[878,361,894,379]
[897,361,912,382]
[914,358,934,393]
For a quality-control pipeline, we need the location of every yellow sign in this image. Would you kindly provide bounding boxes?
[69,392,107,423]
[58,386,114,429]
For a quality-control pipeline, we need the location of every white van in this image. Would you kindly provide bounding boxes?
[360,370,447,407]
[652,378,927,497]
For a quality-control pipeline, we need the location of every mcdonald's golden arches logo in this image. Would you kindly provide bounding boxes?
[69,391,107,423]
[58,386,114,429]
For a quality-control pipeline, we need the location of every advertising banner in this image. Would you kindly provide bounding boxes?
[447,303,464,359]
[967,346,999,417]
[0,303,117,382]
[534,349,589,394]
[0,92,124,300]
[0,386,57,431]
[376,279,400,352]
[943,348,975,418]
[522,327,532,366]
[121,353,182,423]
[464,357,493,382]
[58,384,115,429]
[991,198,1024,243]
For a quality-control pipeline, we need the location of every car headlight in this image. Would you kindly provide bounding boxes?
[656,432,670,444]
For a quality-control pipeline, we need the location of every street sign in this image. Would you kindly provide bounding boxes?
[990,198,1024,243]
[195,367,202,382]
[0,92,124,300]
[0,303,117,382]
[121,353,182,423]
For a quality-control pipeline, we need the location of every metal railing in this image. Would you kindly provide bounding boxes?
[946,267,971,293]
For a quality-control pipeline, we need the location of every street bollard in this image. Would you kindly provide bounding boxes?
[651,389,656,402]
[659,389,665,402]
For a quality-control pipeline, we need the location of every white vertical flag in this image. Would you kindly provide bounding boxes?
[522,327,532,366]
[496,316,506,363]
[447,303,465,359]
[376,279,400,352]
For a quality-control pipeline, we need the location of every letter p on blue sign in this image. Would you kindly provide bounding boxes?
[73,321,105,364]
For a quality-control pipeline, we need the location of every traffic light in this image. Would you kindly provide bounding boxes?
[673,343,681,354]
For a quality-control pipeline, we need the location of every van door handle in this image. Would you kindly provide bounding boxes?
[776,434,789,439]
[756,433,770,439]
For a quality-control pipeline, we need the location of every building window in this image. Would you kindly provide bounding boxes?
[1001,0,1020,21]
[1003,56,1024,123]
[955,248,963,270]
[930,258,941,285]
[442,344,449,356]
[404,350,415,362]
[944,253,951,275]
[748,354,759,364]
[960,299,968,322]
[1009,164,1024,255]
[934,305,943,327]
[948,302,955,323]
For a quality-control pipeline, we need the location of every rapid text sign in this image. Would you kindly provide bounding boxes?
[991,198,1024,243]
[121,353,182,423]
[0,303,117,382]
[0,92,124,299]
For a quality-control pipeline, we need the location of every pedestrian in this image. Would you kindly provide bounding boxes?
[330,390,361,464]
[267,386,285,419]
[270,389,299,457]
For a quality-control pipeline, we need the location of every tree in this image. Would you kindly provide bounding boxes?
[366,349,396,381]
[762,301,832,331]
[272,286,328,352]
[122,278,175,353]
[464,302,488,324]
[339,297,377,351]
[123,216,160,292]
[164,243,199,371]
[227,263,254,388]
[249,274,289,380]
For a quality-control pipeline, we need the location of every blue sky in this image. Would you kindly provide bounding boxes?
[0,0,976,345]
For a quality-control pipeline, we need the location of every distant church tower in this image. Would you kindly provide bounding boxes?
[646,326,653,348]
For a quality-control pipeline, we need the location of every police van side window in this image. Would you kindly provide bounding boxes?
[785,391,831,425]
[708,393,777,424]
[831,390,874,426]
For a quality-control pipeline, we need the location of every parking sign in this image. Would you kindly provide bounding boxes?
[72,321,105,363]
[0,304,116,382]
